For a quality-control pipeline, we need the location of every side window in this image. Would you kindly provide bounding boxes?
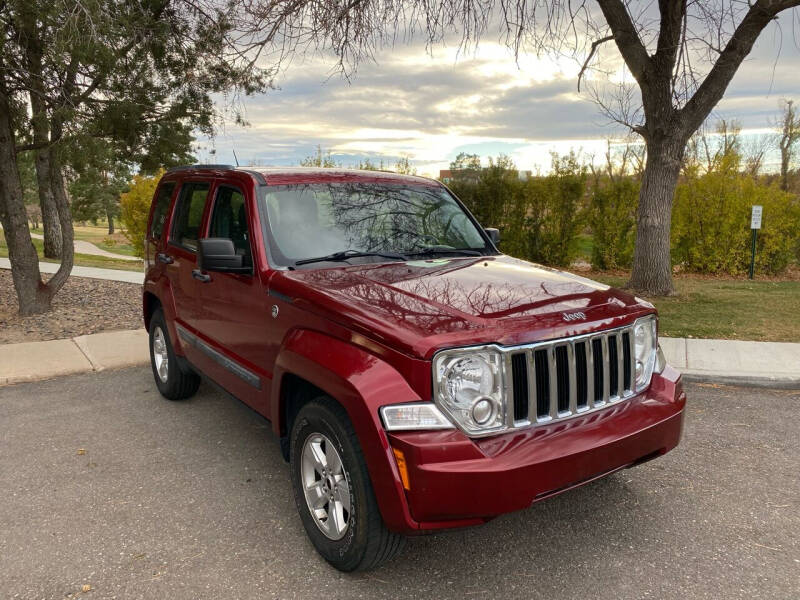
[170,182,210,251]
[208,187,251,266]
[149,182,176,241]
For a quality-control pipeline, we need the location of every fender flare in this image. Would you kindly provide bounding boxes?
[271,328,422,532]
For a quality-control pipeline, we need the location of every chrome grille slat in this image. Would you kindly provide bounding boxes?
[567,343,578,415]
[585,340,595,409]
[547,346,558,419]
[601,335,611,404]
[508,325,636,431]
[526,349,537,424]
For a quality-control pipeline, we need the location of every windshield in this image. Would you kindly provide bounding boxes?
[260,182,490,267]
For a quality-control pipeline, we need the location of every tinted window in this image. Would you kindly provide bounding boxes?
[170,182,210,250]
[208,187,251,266]
[262,183,487,265]
[149,182,175,240]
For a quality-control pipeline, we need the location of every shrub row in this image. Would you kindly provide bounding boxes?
[449,150,799,275]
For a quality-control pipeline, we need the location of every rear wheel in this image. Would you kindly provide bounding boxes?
[290,397,405,571]
[148,309,200,400]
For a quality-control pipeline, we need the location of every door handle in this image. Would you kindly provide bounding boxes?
[157,252,173,264]
[192,269,211,283]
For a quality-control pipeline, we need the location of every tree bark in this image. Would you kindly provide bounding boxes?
[22,11,63,260]
[35,144,62,258]
[107,212,115,234]
[0,88,51,315]
[627,134,685,296]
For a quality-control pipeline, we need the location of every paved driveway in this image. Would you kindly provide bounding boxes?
[1,369,797,599]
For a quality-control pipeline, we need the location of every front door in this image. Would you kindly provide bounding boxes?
[194,184,272,410]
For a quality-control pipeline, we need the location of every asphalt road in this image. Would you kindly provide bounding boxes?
[1,369,798,600]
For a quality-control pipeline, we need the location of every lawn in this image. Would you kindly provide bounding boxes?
[593,273,800,342]
[0,233,143,272]
[32,224,137,256]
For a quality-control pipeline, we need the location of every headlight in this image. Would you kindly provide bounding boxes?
[433,348,507,435]
[380,403,454,431]
[633,315,658,392]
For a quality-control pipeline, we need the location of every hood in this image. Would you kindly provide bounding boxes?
[276,255,653,359]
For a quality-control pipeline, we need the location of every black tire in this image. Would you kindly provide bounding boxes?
[290,397,405,571]
[148,309,200,401]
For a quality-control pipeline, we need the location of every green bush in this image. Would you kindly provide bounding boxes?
[120,170,164,258]
[520,152,587,267]
[588,175,638,270]
[672,155,799,275]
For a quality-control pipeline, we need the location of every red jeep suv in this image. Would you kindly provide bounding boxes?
[143,165,686,571]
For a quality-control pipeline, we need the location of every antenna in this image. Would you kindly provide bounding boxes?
[232,148,240,167]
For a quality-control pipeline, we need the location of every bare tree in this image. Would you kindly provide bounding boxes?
[248,0,800,295]
[777,99,800,191]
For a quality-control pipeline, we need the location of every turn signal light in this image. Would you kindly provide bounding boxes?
[392,447,410,491]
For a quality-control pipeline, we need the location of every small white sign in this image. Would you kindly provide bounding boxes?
[751,205,763,229]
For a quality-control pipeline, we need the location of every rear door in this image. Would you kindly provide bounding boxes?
[144,180,178,279]
[194,183,272,409]
[164,180,213,339]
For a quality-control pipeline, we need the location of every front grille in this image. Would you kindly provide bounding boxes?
[508,325,636,427]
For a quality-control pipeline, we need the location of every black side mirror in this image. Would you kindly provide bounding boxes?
[198,238,250,274]
[485,227,501,245]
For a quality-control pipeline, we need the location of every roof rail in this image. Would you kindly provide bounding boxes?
[166,164,235,172]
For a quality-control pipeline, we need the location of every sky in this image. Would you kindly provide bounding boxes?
[197,9,800,178]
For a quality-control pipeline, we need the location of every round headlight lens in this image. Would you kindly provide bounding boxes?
[443,355,495,407]
[471,397,495,425]
[435,349,507,435]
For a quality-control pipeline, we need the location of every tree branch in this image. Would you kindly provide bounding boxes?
[653,0,686,74]
[596,0,651,87]
[680,0,800,133]
[578,34,613,92]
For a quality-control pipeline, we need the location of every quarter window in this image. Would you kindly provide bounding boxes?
[171,182,210,250]
[149,182,175,240]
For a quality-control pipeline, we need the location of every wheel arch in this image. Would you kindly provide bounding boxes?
[271,328,423,533]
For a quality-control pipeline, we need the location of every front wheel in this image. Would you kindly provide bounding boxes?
[290,397,405,571]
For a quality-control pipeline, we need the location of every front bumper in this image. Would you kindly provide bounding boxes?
[386,365,685,531]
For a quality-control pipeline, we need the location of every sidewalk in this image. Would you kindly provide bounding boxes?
[659,337,800,388]
[0,329,148,386]
[0,257,143,284]
[27,231,140,261]
[1,330,798,388]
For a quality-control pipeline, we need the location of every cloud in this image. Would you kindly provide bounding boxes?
[198,11,800,176]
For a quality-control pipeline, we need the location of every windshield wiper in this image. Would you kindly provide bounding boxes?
[294,249,408,266]
[404,246,483,257]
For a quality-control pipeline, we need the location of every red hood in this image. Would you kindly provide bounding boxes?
[274,255,653,359]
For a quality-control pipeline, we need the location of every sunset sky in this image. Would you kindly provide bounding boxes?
[198,11,800,178]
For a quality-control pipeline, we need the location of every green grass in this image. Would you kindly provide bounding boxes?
[0,233,143,272]
[593,274,800,342]
[32,225,137,256]
[575,233,594,262]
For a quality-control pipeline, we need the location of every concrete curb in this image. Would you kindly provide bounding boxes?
[0,329,148,387]
[1,330,798,389]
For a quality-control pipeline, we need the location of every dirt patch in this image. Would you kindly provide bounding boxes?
[0,270,142,344]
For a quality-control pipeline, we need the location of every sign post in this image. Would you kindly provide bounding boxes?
[749,205,762,279]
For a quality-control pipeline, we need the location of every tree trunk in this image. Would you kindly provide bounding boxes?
[23,19,62,260]
[627,135,685,296]
[42,141,75,299]
[107,211,114,234]
[36,150,62,258]
[0,88,51,315]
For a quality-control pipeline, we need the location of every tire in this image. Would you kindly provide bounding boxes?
[290,397,405,571]
[148,308,200,401]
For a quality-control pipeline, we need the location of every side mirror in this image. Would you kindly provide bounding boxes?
[485,227,501,245]
[198,238,250,273]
